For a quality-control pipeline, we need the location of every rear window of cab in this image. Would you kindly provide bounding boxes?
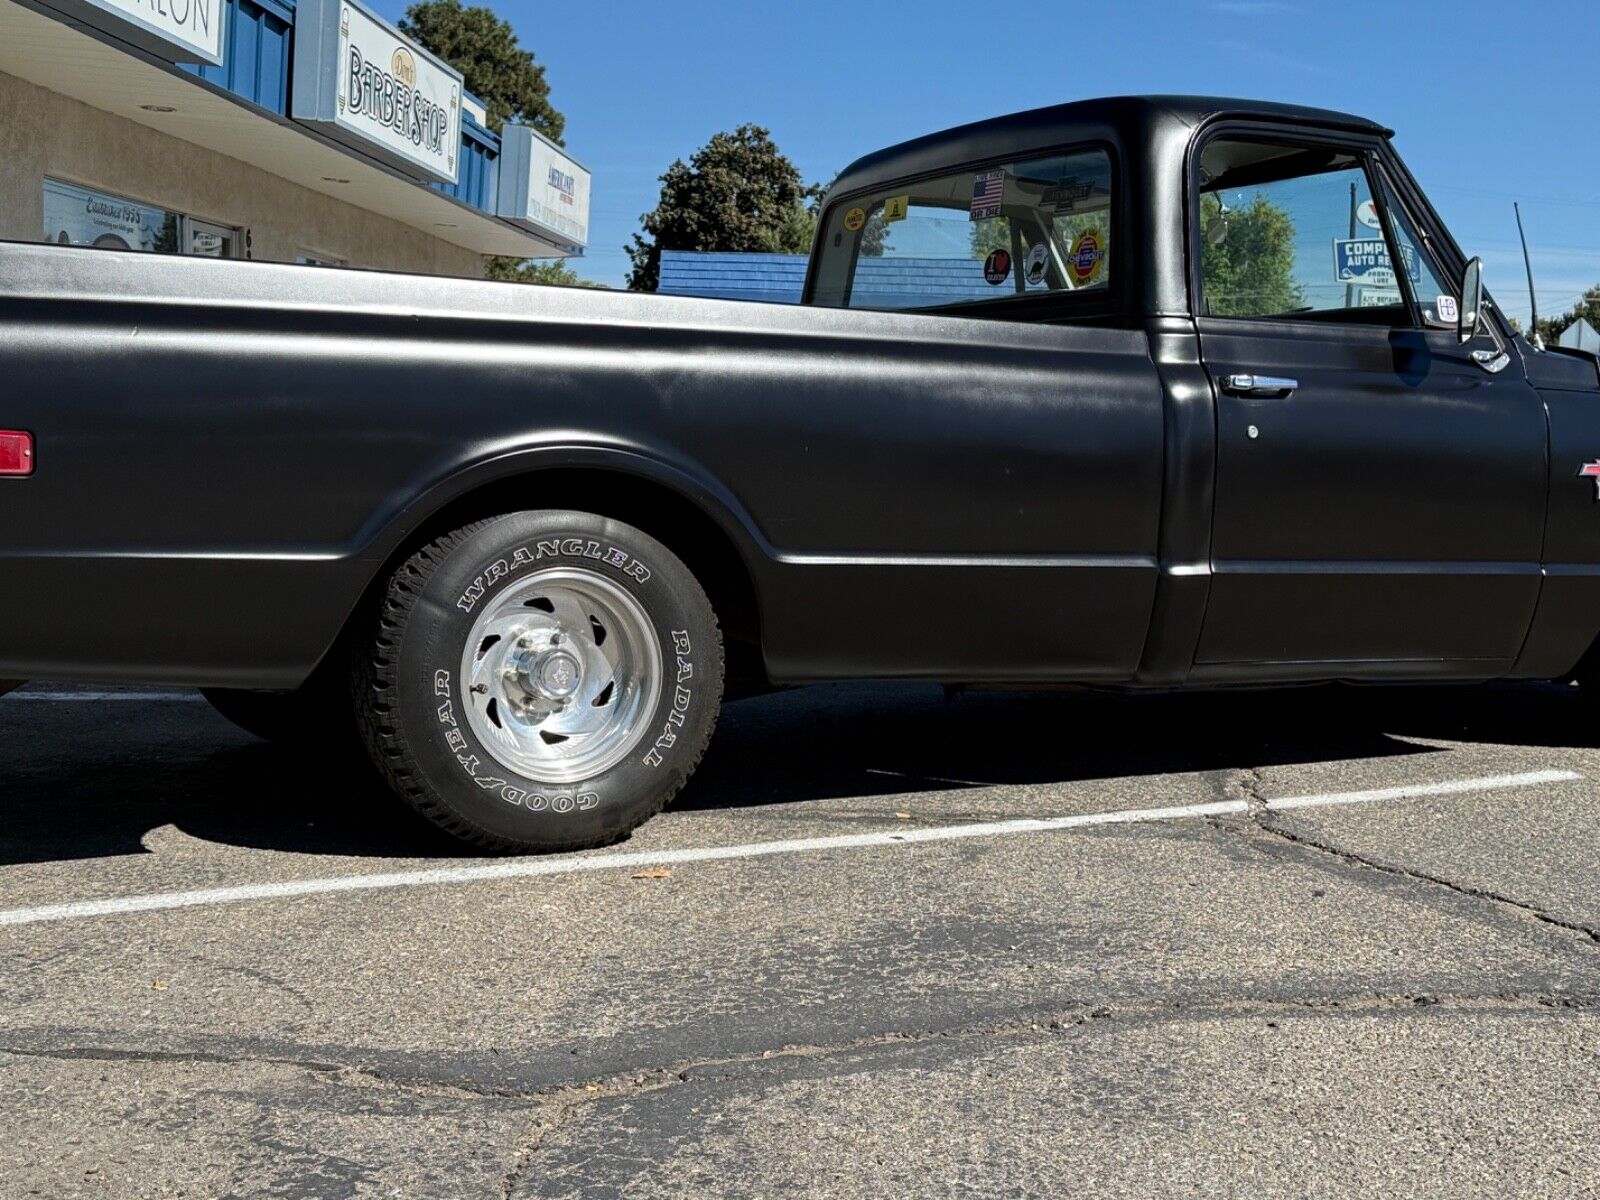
[809,147,1114,311]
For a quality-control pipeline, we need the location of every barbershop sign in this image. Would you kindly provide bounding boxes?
[39,0,225,64]
[292,0,462,185]
[496,125,591,250]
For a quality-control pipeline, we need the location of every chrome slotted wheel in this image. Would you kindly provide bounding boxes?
[460,568,663,784]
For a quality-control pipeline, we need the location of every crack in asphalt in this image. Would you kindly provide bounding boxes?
[0,1042,508,1102]
[1225,765,1269,813]
[181,952,318,1014]
[1219,767,1600,949]
[10,987,1599,1193]
[6,989,1597,1099]
[499,1108,561,1200]
[489,989,1600,1193]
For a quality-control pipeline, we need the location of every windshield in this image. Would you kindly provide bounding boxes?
[809,147,1114,311]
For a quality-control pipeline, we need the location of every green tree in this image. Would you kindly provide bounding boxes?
[970,217,1011,261]
[400,0,562,140]
[856,211,888,258]
[756,201,819,256]
[153,213,180,255]
[627,125,820,292]
[1199,193,1302,316]
[1536,284,1600,346]
[402,0,569,283]
[484,258,608,288]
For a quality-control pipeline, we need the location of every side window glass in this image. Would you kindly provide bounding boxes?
[1198,139,1405,323]
[1376,172,1457,328]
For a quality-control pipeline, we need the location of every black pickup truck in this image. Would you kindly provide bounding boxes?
[4,94,1599,852]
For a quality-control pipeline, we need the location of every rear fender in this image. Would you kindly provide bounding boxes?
[352,442,775,574]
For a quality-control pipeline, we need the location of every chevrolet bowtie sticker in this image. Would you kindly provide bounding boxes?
[1581,461,1600,499]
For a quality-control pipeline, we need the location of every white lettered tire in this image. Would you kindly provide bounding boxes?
[354,511,724,852]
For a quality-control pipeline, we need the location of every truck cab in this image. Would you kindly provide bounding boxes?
[803,95,1600,685]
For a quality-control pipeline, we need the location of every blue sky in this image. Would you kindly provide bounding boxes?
[374,0,1596,321]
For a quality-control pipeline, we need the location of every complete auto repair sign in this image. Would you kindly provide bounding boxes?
[292,0,463,185]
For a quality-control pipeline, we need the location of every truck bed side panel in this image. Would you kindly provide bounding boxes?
[0,246,1166,687]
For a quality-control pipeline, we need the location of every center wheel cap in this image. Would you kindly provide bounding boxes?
[534,649,582,699]
[462,566,663,785]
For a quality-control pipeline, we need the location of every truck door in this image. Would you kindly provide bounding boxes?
[1191,132,1547,674]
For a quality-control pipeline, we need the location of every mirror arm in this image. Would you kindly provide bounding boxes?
[1472,299,1513,374]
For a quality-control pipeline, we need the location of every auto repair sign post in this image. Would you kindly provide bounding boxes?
[291,0,462,185]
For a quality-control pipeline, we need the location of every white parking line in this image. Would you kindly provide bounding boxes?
[2,691,204,703]
[0,768,1579,929]
[1264,769,1582,812]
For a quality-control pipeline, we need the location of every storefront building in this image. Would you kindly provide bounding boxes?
[0,0,590,276]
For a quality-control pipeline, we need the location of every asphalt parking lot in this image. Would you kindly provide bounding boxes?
[3,679,1599,1198]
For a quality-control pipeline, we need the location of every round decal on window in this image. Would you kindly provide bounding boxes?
[843,207,867,233]
[984,248,1012,286]
[1024,242,1049,287]
[1068,228,1106,284]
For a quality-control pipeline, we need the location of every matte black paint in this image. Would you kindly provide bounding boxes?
[1195,320,1547,668]
[2,95,1599,691]
[0,249,1163,687]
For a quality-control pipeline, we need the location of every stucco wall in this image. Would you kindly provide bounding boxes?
[0,70,484,277]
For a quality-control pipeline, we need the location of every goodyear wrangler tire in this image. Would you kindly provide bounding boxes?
[354,511,724,853]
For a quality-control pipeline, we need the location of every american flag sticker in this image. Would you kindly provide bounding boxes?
[970,170,1005,221]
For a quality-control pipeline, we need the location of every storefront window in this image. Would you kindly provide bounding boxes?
[44,179,178,253]
[186,220,238,258]
[42,179,239,258]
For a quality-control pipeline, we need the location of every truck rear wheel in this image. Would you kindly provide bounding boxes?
[354,511,724,853]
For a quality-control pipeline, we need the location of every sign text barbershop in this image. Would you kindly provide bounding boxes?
[345,46,451,158]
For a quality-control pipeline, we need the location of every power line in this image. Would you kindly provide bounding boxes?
[1429,185,1600,209]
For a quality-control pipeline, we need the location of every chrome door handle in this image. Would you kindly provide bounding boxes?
[1221,374,1299,397]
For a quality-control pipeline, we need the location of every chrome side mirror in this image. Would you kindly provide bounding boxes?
[1459,257,1485,345]
[1458,256,1512,373]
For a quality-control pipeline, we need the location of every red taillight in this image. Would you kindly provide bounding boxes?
[0,431,34,476]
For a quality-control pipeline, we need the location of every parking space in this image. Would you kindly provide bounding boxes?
[3,681,1599,1197]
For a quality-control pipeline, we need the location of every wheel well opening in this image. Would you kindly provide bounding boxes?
[353,469,768,692]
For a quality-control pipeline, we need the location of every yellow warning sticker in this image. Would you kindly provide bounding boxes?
[843,207,867,233]
[883,195,910,224]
